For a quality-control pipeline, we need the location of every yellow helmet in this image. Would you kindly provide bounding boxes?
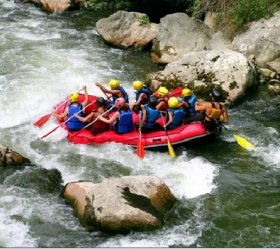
[69,92,79,103]
[133,80,143,90]
[157,86,169,97]
[108,79,120,89]
[168,97,179,109]
[182,88,192,97]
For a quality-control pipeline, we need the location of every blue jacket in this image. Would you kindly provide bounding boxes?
[67,104,85,131]
[114,110,133,134]
[112,86,129,104]
[142,106,160,129]
[167,109,184,129]
[135,87,151,105]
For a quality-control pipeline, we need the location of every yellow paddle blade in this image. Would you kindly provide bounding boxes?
[234,134,255,151]
[167,140,176,158]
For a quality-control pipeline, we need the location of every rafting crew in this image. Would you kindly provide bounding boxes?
[53,85,88,132]
[129,80,152,113]
[95,80,129,109]
[178,88,197,119]
[97,97,134,134]
[74,97,110,135]
[136,95,161,133]
[164,97,185,130]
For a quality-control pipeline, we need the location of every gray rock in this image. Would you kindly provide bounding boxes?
[232,11,280,67]
[149,49,258,103]
[63,175,177,233]
[96,11,158,50]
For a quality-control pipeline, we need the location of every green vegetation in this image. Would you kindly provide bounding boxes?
[189,0,280,38]
[84,0,280,38]
[84,0,134,11]
[138,15,150,26]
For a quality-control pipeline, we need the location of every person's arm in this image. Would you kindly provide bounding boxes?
[98,112,119,124]
[74,112,94,122]
[156,101,166,111]
[138,107,146,131]
[178,101,189,109]
[81,85,88,107]
[164,111,173,128]
[53,107,68,121]
[131,93,147,108]
[222,106,229,123]
[95,82,121,97]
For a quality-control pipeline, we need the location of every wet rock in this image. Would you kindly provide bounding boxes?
[149,49,258,104]
[96,11,158,50]
[63,175,177,233]
[0,144,30,168]
[151,13,232,64]
[232,11,280,68]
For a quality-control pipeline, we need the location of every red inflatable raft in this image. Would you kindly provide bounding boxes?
[54,89,220,149]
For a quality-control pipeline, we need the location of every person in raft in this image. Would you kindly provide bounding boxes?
[192,89,228,132]
[53,85,88,132]
[156,86,169,111]
[95,79,129,108]
[74,97,110,135]
[136,95,161,133]
[129,80,151,113]
[97,97,134,134]
[178,88,197,119]
[164,97,185,130]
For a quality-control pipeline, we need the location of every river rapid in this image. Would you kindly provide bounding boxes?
[1,1,280,247]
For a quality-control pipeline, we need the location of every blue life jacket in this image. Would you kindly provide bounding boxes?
[167,109,184,129]
[142,106,160,129]
[181,95,197,117]
[112,86,129,104]
[114,110,133,134]
[135,87,151,105]
[67,104,85,131]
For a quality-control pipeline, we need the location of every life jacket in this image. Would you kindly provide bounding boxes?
[167,109,184,129]
[67,104,85,131]
[91,111,110,135]
[142,106,160,129]
[207,102,222,120]
[187,95,197,117]
[114,110,133,134]
[112,86,129,104]
[135,87,151,105]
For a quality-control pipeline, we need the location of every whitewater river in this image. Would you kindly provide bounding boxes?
[1,1,280,247]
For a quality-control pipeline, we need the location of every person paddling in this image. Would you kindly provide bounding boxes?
[129,80,151,113]
[53,85,88,132]
[97,97,133,134]
[74,97,110,135]
[95,80,129,108]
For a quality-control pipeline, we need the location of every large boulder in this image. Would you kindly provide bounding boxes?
[151,13,233,64]
[0,144,30,168]
[21,0,83,13]
[63,175,177,233]
[96,11,158,50]
[149,49,258,103]
[232,11,280,71]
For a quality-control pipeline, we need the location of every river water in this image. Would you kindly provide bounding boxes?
[1,1,280,247]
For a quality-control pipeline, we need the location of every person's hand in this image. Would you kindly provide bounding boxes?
[95,82,102,88]
[74,113,79,118]
[138,127,142,132]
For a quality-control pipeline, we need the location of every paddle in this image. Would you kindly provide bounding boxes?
[160,113,176,158]
[34,88,82,127]
[222,124,255,151]
[137,130,145,159]
[40,101,93,139]
[69,105,116,139]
